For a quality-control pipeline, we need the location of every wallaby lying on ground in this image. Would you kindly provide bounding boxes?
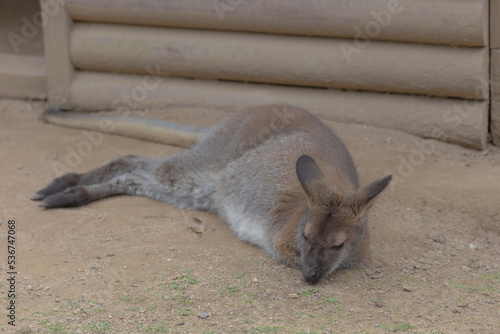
[32,105,391,284]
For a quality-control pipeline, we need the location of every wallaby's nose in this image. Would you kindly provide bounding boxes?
[304,269,320,284]
[303,264,321,284]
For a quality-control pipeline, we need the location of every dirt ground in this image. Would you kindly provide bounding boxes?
[0,98,499,334]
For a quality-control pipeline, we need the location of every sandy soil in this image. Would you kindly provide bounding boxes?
[0,98,499,334]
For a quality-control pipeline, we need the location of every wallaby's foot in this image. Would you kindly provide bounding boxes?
[34,173,151,209]
[37,186,92,208]
[31,173,81,202]
[32,155,155,208]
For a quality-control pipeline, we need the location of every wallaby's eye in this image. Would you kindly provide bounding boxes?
[330,243,344,251]
[303,235,309,243]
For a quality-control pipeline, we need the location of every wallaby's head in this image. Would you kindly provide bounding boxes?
[296,155,391,284]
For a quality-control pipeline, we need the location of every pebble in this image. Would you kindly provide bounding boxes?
[252,277,258,283]
[469,243,477,250]
[375,297,383,308]
[402,286,412,292]
[169,246,175,251]
[210,226,217,231]
[200,312,210,319]
[288,293,298,299]
[375,324,381,327]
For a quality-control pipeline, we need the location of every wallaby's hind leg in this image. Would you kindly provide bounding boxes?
[38,173,160,208]
[32,155,158,205]
[33,153,217,210]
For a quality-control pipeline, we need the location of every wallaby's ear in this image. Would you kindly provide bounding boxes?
[296,155,327,200]
[354,175,392,213]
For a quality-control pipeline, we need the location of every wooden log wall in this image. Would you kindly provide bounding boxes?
[43,0,493,149]
[65,0,488,47]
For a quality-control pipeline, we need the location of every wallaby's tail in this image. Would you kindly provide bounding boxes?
[42,109,207,148]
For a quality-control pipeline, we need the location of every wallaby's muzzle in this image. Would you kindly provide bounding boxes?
[302,256,323,285]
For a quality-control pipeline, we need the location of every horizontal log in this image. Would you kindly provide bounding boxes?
[66,0,488,47]
[67,71,488,150]
[70,23,489,100]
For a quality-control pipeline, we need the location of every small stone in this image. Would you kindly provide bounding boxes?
[167,258,171,262]
[169,246,175,251]
[375,297,383,308]
[200,312,210,319]
[288,293,298,299]
[210,226,217,231]
[64,260,69,263]
[374,324,381,327]
[252,277,258,283]
[469,243,477,250]
[402,286,412,292]
[123,266,127,269]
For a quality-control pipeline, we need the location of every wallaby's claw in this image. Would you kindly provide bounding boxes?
[30,193,45,201]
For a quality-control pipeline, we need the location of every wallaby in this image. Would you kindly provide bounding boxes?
[32,105,391,284]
